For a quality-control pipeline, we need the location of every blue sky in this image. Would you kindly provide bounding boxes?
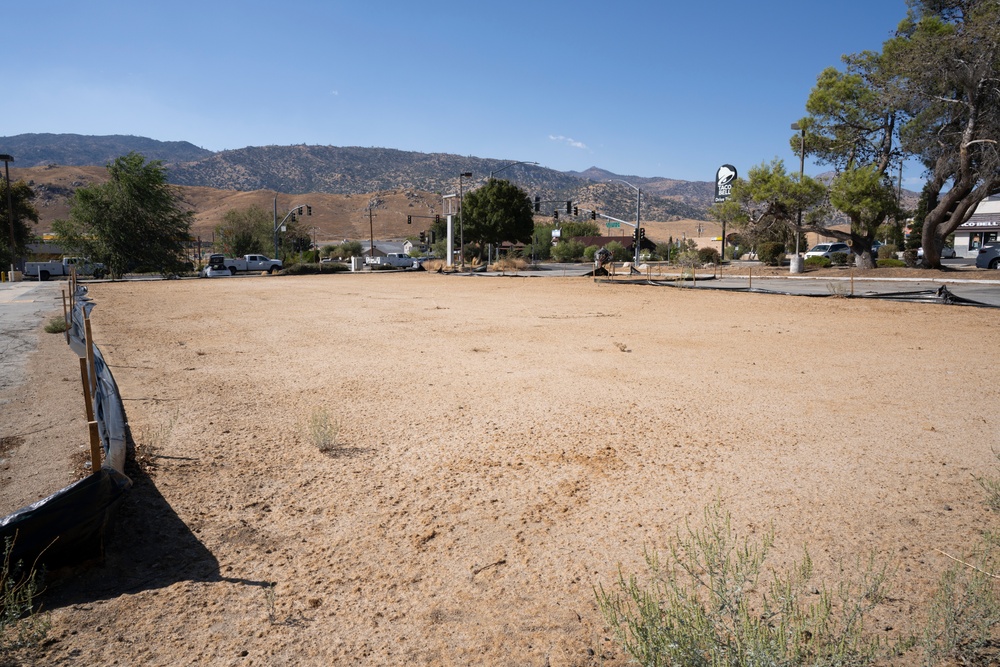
[7,1,913,183]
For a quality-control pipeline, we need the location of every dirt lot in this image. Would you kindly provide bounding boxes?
[6,272,1000,665]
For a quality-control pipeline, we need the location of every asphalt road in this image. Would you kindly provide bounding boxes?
[0,281,64,393]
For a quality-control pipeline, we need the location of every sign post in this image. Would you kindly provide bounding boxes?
[714,164,737,261]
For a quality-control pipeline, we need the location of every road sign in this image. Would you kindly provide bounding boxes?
[606,221,621,229]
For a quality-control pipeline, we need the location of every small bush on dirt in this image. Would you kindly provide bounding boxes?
[921,540,1000,666]
[922,450,1000,665]
[596,501,889,667]
[877,259,906,268]
[43,315,68,334]
[877,244,898,260]
[831,251,850,266]
[492,257,528,272]
[0,536,49,652]
[805,256,832,268]
[697,247,720,264]
[756,242,785,266]
[308,408,340,454]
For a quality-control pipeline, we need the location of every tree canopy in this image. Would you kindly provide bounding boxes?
[54,152,193,278]
[0,179,40,270]
[460,179,535,253]
[215,205,272,257]
[892,0,1000,265]
[709,159,828,250]
[791,0,1000,268]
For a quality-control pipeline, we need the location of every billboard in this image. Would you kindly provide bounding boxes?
[714,164,737,203]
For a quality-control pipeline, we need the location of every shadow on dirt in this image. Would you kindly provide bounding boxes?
[40,447,269,609]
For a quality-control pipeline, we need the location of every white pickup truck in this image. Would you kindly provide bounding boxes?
[206,254,283,275]
[365,253,416,268]
[24,257,106,281]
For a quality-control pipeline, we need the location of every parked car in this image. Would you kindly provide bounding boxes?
[975,244,1000,269]
[804,242,853,259]
[917,245,957,259]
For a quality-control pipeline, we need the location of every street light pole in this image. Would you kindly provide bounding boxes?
[1,154,15,275]
[459,172,472,271]
[272,196,311,260]
[489,160,538,181]
[790,122,805,274]
[609,179,641,265]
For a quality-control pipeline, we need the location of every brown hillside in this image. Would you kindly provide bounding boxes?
[16,165,714,247]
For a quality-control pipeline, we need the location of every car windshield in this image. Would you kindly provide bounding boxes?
[808,245,830,252]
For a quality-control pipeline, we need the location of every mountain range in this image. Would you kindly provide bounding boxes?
[2,133,712,224]
[2,133,918,243]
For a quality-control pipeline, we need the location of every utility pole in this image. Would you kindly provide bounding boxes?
[369,207,375,263]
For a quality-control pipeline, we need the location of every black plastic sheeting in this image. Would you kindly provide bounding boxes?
[0,285,132,569]
[636,280,1000,308]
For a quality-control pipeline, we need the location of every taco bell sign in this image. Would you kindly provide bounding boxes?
[714,164,737,203]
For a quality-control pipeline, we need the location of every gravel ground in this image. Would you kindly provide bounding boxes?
[3,272,1000,666]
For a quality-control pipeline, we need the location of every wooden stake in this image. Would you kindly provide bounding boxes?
[79,357,94,422]
[61,288,70,345]
[749,267,753,290]
[84,316,98,405]
[851,267,855,296]
[88,421,102,473]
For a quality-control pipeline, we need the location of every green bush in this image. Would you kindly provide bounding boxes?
[43,315,69,334]
[551,240,585,262]
[583,245,599,262]
[756,242,785,266]
[697,247,720,264]
[830,251,850,266]
[597,502,889,667]
[877,258,906,268]
[606,241,629,262]
[805,256,832,268]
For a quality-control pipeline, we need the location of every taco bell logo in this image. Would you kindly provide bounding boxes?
[714,164,737,203]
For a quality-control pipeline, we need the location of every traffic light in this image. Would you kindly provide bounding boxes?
[553,210,559,220]
[639,227,646,240]
[534,196,540,212]
[566,201,572,214]
[591,210,596,220]
[407,215,412,225]
[573,206,579,216]
[290,213,297,222]
[419,231,426,243]
[297,206,304,215]
[435,214,441,223]
[632,227,639,243]
[306,205,312,216]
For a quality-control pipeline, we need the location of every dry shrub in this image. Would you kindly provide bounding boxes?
[492,257,528,271]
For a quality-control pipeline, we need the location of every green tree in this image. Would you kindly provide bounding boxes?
[460,179,534,257]
[215,205,272,257]
[710,159,828,255]
[53,152,193,278]
[794,46,904,268]
[558,220,600,238]
[0,180,40,271]
[891,0,1000,267]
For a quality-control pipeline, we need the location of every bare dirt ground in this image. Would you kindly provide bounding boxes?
[4,272,1000,665]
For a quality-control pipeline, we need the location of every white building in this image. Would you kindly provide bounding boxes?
[953,195,1000,258]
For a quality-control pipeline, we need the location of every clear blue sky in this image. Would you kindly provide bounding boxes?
[6,1,913,184]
